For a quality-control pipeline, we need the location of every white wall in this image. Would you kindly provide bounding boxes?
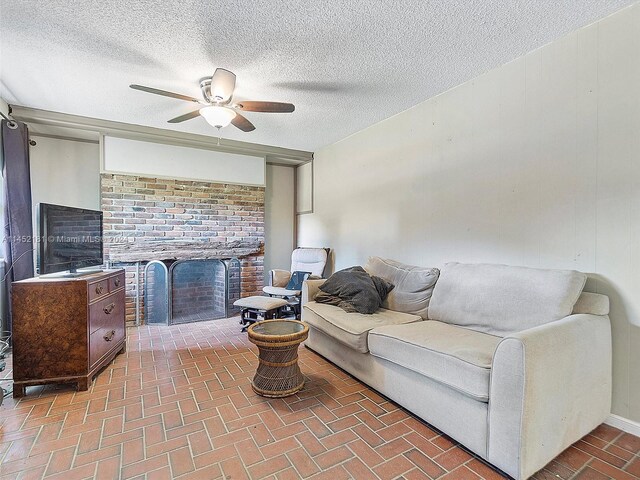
[29,136,101,272]
[296,162,313,214]
[103,136,265,186]
[299,4,640,422]
[264,164,295,283]
[29,136,101,211]
[0,97,9,118]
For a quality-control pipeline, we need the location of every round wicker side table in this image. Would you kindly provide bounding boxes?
[247,320,309,398]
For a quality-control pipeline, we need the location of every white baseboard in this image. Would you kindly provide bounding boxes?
[605,413,640,437]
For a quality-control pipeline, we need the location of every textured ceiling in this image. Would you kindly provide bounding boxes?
[0,0,632,152]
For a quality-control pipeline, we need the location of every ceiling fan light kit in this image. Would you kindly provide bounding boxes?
[130,68,295,134]
[200,106,236,128]
[208,68,236,103]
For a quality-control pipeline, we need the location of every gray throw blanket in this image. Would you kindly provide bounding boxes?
[315,266,394,314]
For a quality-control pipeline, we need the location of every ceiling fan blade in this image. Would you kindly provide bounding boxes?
[130,84,201,103]
[210,68,236,103]
[231,113,256,132]
[236,101,295,113]
[167,109,201,123]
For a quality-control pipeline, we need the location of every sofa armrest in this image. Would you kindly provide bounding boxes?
[302,279,326,306]
[270,269,291,287]
[488,314,611,480]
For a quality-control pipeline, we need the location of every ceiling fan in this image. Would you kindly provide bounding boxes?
[130,68,295,133]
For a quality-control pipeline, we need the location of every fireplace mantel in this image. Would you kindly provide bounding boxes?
[106,240,263,263]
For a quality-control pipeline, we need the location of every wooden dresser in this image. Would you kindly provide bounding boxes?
[11,269,126,397]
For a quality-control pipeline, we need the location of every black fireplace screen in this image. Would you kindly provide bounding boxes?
[143,258,241,325]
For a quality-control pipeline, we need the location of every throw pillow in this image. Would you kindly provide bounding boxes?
[285,271,311,291]
[364,257,439,319]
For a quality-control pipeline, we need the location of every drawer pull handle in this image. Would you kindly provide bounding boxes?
[95,285,104,295]
[104,330,116,342]
[114,278,121,287]
[103,303,116,315]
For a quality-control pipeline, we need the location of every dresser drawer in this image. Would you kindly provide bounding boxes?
[109,273,125,292]
[89,324,125,368]
[88,279,109,303]
[89,289,125,334]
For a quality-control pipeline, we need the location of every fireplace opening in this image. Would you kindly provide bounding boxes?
[143,258,241,325]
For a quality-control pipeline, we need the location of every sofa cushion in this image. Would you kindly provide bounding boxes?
[364,257,439,319]
[428,263,587,336]
[303,301,421,353]
[368,321,501,402]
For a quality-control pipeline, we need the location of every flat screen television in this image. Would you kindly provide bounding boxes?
[39,203,104,275]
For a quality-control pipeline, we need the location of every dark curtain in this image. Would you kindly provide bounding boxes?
[2,119,34,333]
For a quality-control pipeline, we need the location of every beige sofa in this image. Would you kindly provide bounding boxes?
[301,258,612,480]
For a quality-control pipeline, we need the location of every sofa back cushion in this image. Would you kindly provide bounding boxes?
[428,262,587,336]
[364,257,439,319]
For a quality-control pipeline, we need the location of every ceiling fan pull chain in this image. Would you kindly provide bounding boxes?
[216,127,221,146]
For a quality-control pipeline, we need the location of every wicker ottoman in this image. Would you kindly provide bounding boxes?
[247,320,309,398]
[234,296,289,331]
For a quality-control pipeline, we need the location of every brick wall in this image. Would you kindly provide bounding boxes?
[100,173,265,324]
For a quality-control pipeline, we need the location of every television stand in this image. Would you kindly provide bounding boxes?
[11,269,126,396]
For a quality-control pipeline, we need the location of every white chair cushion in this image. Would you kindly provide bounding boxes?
[368,321,501,402]
[364,257,439,319]
[234,296,288,310]
[263,286,301,296]
[303,301,421,353]
[291,248,328,277]
[428,262,587,336]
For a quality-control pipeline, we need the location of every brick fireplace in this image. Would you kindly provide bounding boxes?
[100,173,265,325]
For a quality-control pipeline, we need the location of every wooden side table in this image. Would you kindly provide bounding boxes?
[247,320,309,398]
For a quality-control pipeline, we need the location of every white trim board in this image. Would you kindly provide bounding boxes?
[10,105,312,164]
[605,414,640,437]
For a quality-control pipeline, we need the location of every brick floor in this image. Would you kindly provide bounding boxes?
[0,317,639,479]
